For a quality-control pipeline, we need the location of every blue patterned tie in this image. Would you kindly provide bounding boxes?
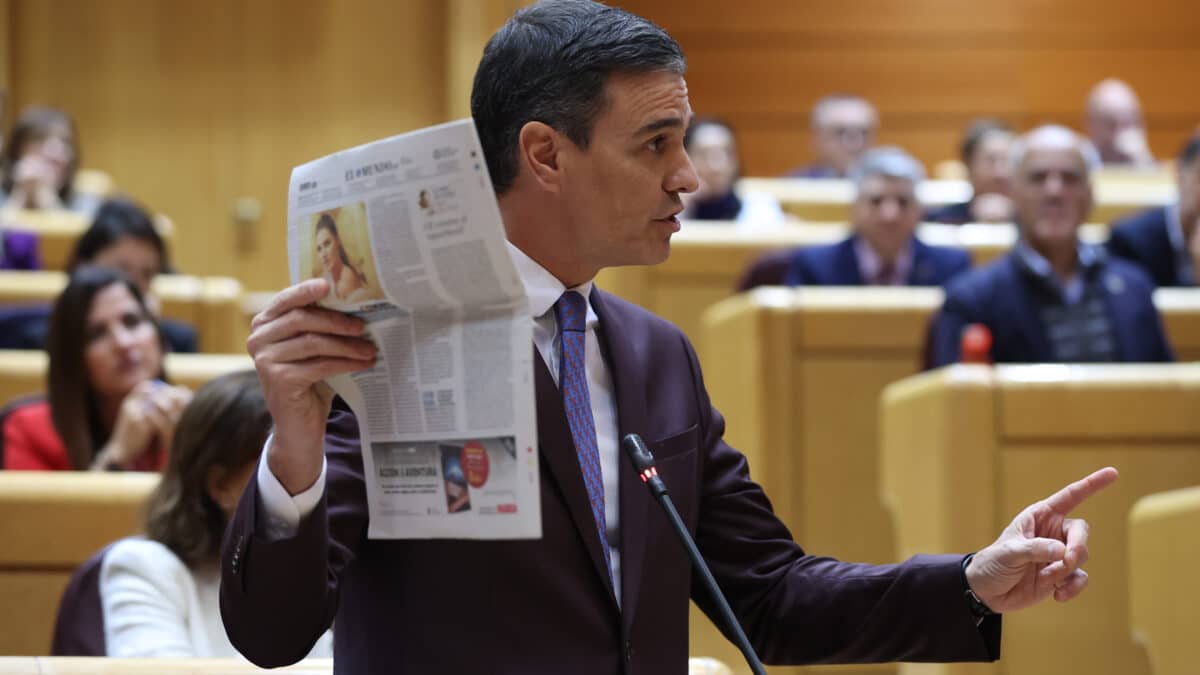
[555,291,613,580]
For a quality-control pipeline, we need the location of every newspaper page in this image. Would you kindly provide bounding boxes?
[286,119,540,540]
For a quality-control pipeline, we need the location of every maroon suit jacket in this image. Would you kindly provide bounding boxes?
[220,288,999,674]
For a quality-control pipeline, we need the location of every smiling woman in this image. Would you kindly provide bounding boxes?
[2,266,193,471]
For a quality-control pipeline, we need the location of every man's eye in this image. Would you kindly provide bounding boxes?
[647,136,665,153]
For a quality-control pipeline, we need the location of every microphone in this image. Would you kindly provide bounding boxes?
[621,434,767,675]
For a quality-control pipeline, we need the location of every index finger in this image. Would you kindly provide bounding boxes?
[1043,467,1119,515]
[254,279,333,326]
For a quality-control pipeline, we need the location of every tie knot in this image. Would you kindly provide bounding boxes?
[555,291,588,332]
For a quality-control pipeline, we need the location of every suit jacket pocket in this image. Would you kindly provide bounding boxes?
[648,424,699,462]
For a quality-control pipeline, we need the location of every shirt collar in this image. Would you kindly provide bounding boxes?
[853,236,914,285]
[1166,203,1185,254]
[505,241,597,325]
[1014,239,1102,305]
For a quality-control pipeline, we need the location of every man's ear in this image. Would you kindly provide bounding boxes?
[518,121,562,193]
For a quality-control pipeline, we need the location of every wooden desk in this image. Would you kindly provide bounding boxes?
[0,209,172,272]
[0,472,158,655]
[1129,486,1200,675]
[741,176,1174,224]
[0,351,253,408]
[0,270,246,353]
[881,364,1200,675]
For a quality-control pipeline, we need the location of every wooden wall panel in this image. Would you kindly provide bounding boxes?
[620,0,1200,175]
[8,0,447,289]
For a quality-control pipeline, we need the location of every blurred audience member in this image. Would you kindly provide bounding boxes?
[927,119,1016,224]
[0,105,98,214]
[1107,134,1200,287]
[0,223,41,270]
[783,147,970,286]
[788,94,878,178]
[2,266,192,471]
[681,117,785,225]
[1085,78,1155,168]
[929,125,1173,366]
[70,198,197,352]
[97,371,333,658]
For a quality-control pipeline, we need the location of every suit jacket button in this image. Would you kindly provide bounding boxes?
[625,640,633,661]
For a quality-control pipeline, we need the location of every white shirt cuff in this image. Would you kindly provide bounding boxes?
[255,433,327,540]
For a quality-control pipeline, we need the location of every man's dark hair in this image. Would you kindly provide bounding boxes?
[1179,133,1200,167]
[471,0,686,195]
[960,118,1013,165]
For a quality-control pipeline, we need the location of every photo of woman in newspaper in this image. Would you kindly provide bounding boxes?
[310,206,385,310]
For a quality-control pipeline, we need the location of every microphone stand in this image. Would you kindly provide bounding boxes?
[621,433,768,675]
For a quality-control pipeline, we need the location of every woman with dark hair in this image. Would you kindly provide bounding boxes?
[70,198,197,352]
[314,213,369,305]
[681,117,785,225]
[98,371,333,657]
[0,105,97,214]
[2,266,191,471]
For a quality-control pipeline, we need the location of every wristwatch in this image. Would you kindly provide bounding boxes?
[961,553,996,625]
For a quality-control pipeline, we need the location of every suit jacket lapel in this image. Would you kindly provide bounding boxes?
[835,237,864,285]
[590,289,652,631]
[532,346,619,607]
[1005,254,1055,359]
[1098,267,1137,359]
[908,239,934,285]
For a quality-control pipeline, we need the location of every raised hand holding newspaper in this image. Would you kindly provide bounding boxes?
[286,119,540,539]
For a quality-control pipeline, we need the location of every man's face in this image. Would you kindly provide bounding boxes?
[687,123,739,199]
[555,70,698,270]
[968,132,1014,197]
[852,175,922,261]
[1013,146,1093,251]
[815,101,877,175]
[1178,159,1200,237]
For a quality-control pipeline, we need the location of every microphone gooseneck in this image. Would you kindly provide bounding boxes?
[620,433,768,675]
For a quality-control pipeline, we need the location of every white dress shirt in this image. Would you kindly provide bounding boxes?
[256,241,624,603]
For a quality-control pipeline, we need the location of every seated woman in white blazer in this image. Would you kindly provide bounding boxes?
[100,370,333,658]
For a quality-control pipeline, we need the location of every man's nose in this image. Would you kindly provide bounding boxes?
[1044,173,1065,195]
[669,149,700,194]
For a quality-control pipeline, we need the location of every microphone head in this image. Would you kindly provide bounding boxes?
[621,433,656,472]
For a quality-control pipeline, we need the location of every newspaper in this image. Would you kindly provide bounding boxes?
[286,119,540,540]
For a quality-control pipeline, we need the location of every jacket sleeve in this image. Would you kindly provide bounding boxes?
[219,402,366,668]
[681,335,999,665]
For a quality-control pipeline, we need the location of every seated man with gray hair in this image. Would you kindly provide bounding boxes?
[928,125,1173,366]
[783,146,972,286]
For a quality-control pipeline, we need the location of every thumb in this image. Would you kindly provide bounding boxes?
[1002,537,1066,566]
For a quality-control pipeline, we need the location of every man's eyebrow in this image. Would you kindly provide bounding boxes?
[634,116,687,136]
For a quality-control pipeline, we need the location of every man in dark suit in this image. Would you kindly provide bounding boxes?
[785,94,877,179]
[785,146,971,286]
[926,119,1016,225]
[1106,134,1200,287]
[221,4,1116,673]
[930,125,1174,366]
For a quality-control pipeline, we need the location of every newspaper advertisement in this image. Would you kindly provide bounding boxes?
[286,119,540,540]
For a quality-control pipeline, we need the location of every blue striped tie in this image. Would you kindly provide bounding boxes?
[554,291,613,580]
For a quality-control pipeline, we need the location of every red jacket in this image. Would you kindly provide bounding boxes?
[3,400,164,471]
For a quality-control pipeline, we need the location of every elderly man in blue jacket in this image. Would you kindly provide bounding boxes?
[930,125,1174,366]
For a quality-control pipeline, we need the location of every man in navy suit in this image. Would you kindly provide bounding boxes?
[1106,134,1199,287]
[926,119,1016,225]
[930,125,1174,366]
[784,146,972,286]
[221,4,1117,673]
